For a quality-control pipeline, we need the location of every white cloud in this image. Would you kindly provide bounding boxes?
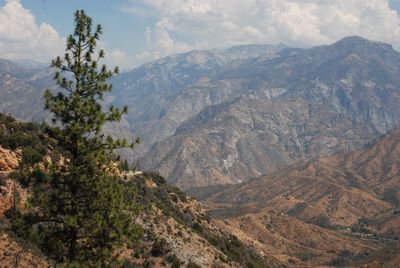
[104,49,135,71]
[132,0,400,61]
[0,0,133,70]
[0,0,64,63]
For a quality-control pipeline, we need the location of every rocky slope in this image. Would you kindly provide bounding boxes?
[186,128,400,266]
[216,209,386,267]
[140,96,380,190]
[110,44,286,157]
[1,115,398,267]
[202,129,400,233]
[139,36,400,189]
[0,113,273,268]
[357,245,400,267]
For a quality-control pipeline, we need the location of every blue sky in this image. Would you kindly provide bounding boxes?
[1,0,400,70]
[21,0,154,54]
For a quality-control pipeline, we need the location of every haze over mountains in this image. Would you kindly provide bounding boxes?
[138,36,400,189]
[1,36,400,191]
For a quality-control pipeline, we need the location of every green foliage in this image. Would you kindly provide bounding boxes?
[296,252,317,262]
[309,215,331,228]
[166,254,181,268]
[0,115,48,152]
[191,222,203,234]
[350,219,373,234]
[10,10,140,266]
[143,171,166,184]
[204,233,268,267]
[21,147,44,165]
[120,159,130,171]
[151,238,169,257]
[122,259,135,268]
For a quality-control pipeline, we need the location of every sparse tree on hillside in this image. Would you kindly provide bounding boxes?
[11,10,140,266]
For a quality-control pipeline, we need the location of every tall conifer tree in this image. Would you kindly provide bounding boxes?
[12,10,140,266]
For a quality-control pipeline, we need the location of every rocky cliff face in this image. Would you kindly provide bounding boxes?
[139,96,380,189]
[109,44,285,157]
[139,36,400,189]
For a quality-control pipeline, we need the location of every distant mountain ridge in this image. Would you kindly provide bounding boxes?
[109,43,286,156]
[1,36,400,190]
[138,36,400,189]
[0,43,285,156]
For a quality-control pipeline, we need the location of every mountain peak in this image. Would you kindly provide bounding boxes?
[333,35,394,51]
[338,35,371,43]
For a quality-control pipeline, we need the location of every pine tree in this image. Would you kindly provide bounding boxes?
[11,10,140,266]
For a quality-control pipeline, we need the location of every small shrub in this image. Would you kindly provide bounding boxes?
[6,132,30,149]
[218,254,227,263]
[144,171,166,185]
[143,259,152,268]
[310,215,331,228]
[186,261,201,268]
[21,147,43,165]
[192,222,203,234]
[296,252,317,262]
[166,254,181,268]
[151,238,169,257]
[326,257,351,266]
[122,259,135,268]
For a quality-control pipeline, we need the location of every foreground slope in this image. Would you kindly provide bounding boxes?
[0,113,273,267]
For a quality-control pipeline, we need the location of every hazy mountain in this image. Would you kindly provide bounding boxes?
[0,44,285,158]
[110,44,285,156]
[1,37,400,190]
[139,36,400,189]
[0,59,52,120]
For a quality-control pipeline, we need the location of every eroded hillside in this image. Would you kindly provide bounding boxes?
[0,113,273,267]
[197,129,400,266]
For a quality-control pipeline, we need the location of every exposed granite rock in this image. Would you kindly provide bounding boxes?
[139,36,400,189]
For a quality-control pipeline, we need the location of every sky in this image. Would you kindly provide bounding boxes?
[0,0,400,70]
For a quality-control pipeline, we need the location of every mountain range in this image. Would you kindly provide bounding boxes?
[1,36,400,191]
[0,36,400,267]
[137,36,400,189]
